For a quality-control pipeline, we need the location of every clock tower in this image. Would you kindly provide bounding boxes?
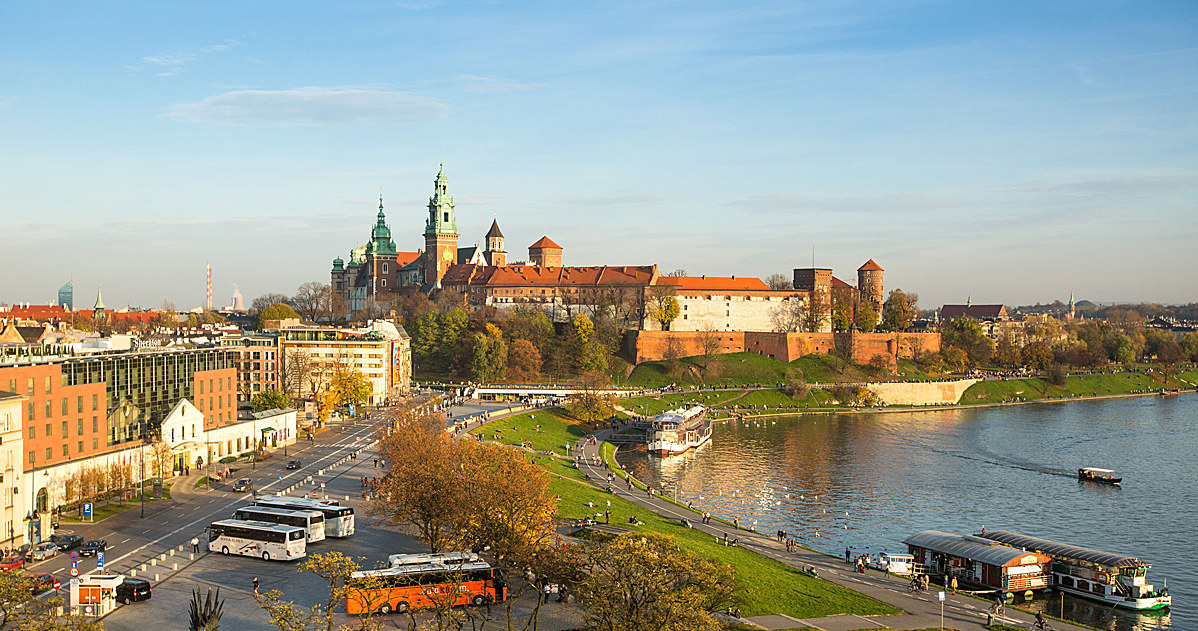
[423,164,460,287]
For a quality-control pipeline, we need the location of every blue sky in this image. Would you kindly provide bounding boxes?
[2,1,1195,310]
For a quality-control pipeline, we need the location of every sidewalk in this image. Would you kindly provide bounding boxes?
[572,429,1089,631]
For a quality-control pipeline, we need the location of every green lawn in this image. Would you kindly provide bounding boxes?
[469,407,589,456]
[626,351,937,389]
[961,370,1192,405]
[548,474,898,619]
[620,390,746,416]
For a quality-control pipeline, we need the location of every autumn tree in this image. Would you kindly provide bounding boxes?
[369,410,465,553]
[158,300,178,329]
[770,298,802,333]
[256,552,374,631]
[880,289,918,332]
[804,292,830,332]
[853,300,877,333]
[1156,340,1183,385]
[829,290,853,332]
[765,273,792,290]
[252,292,292,314]
[0,570,106,631]
[151,439,175,479]
[568,372,614,426]
[470,323,508,383]
[252,388,290,412]
[570,314,608,375]
[696,326,722,378]
[280,349,313,399]
[258,303,300,329]
[1022,340,1054,371]
[646,288,680,331]
[292,282,335,323]
[579,532,736,631]
[506,338,542,382]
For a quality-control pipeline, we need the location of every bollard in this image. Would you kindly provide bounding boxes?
[178,545,183,552]
[160,554,166,561]
[170,549,175,556]
[190,553,195,561]
[131,570,137,577]
[141,564,147,571]
[151,559,157,566]
[155,573,159,582]
[173,563,178,570]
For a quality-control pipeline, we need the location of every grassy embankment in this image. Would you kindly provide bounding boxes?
[960,368,1198,405]
[473,410,900,620]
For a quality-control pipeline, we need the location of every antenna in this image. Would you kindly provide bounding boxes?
[206,262,212,311]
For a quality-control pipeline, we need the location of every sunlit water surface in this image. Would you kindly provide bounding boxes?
[619,395,1196,631]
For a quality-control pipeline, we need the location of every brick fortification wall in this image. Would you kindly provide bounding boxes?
[630,330,942,369]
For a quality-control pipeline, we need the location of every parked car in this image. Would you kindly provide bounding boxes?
[115,578,151,604]
[79,540,107,556]
[0,555,25,572]
[29,542,59,562]
[15,543,32,560]
[286,460,301,470]
[50,534,83,551]
[232,478,253,493]
[30,573,60,594]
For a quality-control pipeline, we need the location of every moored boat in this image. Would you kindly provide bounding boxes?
[646,406,711,455]
[865,553,916,575]
[981,530,1171,611]
[1078,467,1121,485]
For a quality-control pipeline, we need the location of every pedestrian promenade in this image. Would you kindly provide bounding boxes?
[571,428,1090,631]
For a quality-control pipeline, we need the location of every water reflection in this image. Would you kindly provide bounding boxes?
[619,397,1196,631]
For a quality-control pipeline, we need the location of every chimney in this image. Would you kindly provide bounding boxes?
[731,275,736,280]
[701,275,706,280]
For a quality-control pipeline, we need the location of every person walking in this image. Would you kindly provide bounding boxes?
[191,536,200,553]
[846,547,852,562]
[253,577,260,595]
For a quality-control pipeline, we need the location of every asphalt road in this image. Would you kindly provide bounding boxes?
[43,406,583,631]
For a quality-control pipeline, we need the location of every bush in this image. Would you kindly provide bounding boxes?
[784,378,809,399]
[828,384,863,405]
[1046,364,1068,387]
[218,456,238,464]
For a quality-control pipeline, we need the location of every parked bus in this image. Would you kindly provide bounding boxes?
[233,505,326,543]
[388,552,479,569]
[253,497,355,537]
[208,519,306,561]
[345,560,506,615]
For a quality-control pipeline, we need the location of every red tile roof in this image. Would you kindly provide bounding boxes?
[656,276,771,291]
[831,276,854,289]
[940,305,1009,320]
[395,251,421,268]
[529,236,562,250]
[1,304,70,321]
[443,264,655,288]
[858,259,884,271]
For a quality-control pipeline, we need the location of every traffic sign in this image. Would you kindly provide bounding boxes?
[938,591,946,602]
[96,551,104,569]
[83,503,93,517]
[69,567,79,577]
[69,551,79,561]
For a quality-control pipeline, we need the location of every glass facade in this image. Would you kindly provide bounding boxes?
[59,349,234,447]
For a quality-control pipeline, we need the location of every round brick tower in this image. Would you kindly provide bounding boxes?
[857,259,884,320]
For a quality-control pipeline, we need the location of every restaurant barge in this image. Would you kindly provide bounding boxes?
[979,530,1170,611]
[903,530,1051,593]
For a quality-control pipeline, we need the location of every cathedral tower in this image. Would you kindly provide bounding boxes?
[484,218,506,267]
[423,165,460,286]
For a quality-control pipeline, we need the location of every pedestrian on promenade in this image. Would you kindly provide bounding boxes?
[191,536,200,553]
[845,547,851,562]
[951,576,958,592]
[253,577,259,595]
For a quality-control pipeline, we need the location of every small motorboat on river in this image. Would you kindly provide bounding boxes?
[1078,467,1121,485]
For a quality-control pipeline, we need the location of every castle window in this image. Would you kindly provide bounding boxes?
[382,279,387,287]
[444,212,449,222]
[383,263,388,273]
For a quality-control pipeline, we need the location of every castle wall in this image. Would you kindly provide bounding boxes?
[629,330,745,363]
[866,379,978,406]
[650,293,802,333]
[631,329,941,370]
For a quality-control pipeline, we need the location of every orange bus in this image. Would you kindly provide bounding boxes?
[346,560,507,615]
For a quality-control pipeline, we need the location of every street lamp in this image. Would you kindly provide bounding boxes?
[140,440,145,518]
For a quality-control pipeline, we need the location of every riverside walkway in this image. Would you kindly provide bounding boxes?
[571,428,1092,631]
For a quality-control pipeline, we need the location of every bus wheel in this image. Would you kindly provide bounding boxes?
[395,602,409,614]
[471,595,486,606]
[221,546,230,555]
[262,551,271,561]
[377,603,391,615]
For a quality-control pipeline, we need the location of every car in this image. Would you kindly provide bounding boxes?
[15,543,32,559]
[29,542,59,562]
[79,540,107,556]
[30,573,60,594]
[0,555,24,572]
[286,460,301,470]
[115,578,151,604]
[232,478,253,492]
[50,534,83,551]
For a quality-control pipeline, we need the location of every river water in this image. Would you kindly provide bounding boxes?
[618,394,1195,631]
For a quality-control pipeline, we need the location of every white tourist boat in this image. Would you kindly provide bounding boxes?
[982,530,1171,611]
[865,553,916,575]
[647,406,712,455]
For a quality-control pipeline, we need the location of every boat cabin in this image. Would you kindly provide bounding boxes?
[903,530,1050,591]
[1077,467,1121,484]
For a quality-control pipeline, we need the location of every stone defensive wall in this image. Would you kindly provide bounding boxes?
[866,378,979,406]
[628,330,940,371]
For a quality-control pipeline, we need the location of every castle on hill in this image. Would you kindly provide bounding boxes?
[330,166,890,339]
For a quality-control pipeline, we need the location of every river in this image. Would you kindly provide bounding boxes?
[617,394,1195,631]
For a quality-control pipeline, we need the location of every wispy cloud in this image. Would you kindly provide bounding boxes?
[724,192,965,217]
[166,86,449,126]
[396,0,442,10]
[458,75,548,93]
[557,193,668,207]
[127,39,241,76]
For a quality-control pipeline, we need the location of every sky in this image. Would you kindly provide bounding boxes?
[2,1,1196,311]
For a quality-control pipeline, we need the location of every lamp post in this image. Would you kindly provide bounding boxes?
[139,440,145,518]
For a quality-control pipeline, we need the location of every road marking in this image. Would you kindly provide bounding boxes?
[120,538,131,544]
